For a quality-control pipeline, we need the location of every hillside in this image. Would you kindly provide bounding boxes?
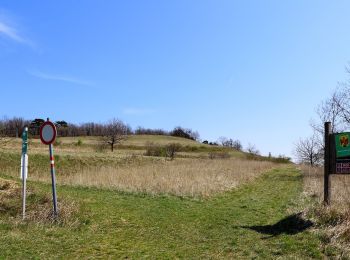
[0,134,324,259]
[0,135,272,197]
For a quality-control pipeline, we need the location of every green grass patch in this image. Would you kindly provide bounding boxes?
[0,167,323,258]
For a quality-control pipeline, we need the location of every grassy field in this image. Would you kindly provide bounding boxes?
[0,135,327,258]
[0,167,324,259]
[0,135,275,196]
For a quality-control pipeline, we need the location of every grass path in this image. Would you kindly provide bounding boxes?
[0,167,323,259]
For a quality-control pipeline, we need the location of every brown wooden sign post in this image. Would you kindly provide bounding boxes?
[324,121,350,205]
[324,122,331,205]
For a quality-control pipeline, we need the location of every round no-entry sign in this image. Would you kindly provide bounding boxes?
[40,121,57,145]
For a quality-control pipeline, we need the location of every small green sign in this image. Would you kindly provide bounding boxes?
[335,132,350,158]
[22,128,28,154]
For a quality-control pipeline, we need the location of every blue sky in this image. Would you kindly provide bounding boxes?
[1,1,350,158]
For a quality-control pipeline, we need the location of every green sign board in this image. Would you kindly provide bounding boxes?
[22,128,28,154]
[335,132,350,158]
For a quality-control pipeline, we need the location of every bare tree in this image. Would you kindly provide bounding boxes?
[309,64,350,135]
[308,88,345,159]
[299,65,350,166]
[102,118,128,152]
[218,136,227,146]
[218,137,232,147]
[311,91,343,134]
[331,84,350,127]
[324,66,350,128]
[232,140,242,151]
[294,135,322,166]
[246,143,260,155]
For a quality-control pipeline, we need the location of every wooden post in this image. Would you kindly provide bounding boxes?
[324,122,332,205]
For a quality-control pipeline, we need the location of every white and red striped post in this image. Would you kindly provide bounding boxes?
[40,118,58,218]
[49,141,58,217]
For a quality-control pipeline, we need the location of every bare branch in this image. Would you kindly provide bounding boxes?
[101,118,128,152]
[294,134,322,166]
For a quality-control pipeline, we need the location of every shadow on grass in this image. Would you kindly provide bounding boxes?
[242,212,313,238]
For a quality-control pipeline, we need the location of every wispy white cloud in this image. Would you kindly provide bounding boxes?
[123,108,155,115]
[0,21,25,42]
[28,70,94,86]
[0,10,32,46]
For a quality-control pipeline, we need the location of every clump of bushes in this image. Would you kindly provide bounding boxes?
[144,142,181,160]
[144,142,165,157]
[269,155,291,163]
[76,139,83,146]
[170,127,199,141]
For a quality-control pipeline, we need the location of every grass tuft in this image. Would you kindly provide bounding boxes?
[300,165,350,257]
[0,177,81,227]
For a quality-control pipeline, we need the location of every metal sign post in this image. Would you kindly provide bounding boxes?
[21,127,28,219]
[39,118,58,218]
[49,142,58,217]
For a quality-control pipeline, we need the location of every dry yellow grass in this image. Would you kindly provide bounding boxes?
[0,177,79,225]
[0,177,19,198]
[0,136,276,197]
[0,136,238,159]
[32,158,275,197]
[300,165,350,204]
[300,165,350,256]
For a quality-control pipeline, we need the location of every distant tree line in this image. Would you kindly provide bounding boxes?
[134,126,200,141]
[0,116,291,161]
[0,117,200,141]
[0,117,30,138]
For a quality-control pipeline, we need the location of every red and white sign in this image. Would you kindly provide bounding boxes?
[40,121,57,145]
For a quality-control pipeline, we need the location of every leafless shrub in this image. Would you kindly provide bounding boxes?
[165,143,181,160]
